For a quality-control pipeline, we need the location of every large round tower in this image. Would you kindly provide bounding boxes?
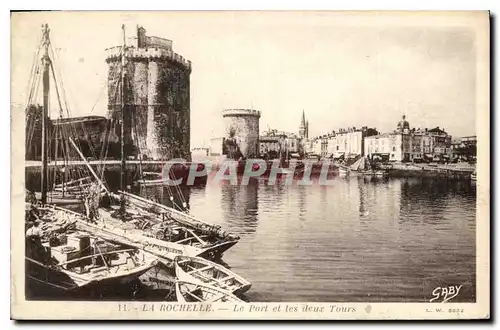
[106,26,191,160]
[222,109,261,159]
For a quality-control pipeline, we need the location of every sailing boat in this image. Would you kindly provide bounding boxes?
[72,25,239,266]
[340,156,388,178]
[25,23,100,206]
[267,136,304,176]
[25,24,159,298]
[25,204,158,295]
[349,156,371,176]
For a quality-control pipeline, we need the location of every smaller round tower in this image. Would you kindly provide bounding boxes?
[222,109,261,159]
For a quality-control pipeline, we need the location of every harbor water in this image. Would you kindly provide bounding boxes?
[137,175,476,303]
[27,174,476,302]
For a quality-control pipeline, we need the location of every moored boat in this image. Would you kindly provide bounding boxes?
[372,170,388,178]
[44,25,239,271]
[72,203,238,267]
[112,191,240,255]
[175,280,245,303]
[35,191,84,206]
[175,255,251,295]
[338,166,349,177]
[26,206,158,294]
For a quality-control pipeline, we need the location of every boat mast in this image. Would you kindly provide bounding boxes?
[40,24,51,205]
[119,25,127,211]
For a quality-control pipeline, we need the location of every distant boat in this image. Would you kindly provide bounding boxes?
[338,166,349,177]
[349,156,388,177]
[175,280,245,303]
[372,170,389,178]
[136,172,162,186]
[174,255,251,295]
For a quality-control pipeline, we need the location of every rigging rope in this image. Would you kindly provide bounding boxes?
[25,34,43,109]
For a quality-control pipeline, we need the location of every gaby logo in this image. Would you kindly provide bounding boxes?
[429,285,463,303]
[160,159,345,186]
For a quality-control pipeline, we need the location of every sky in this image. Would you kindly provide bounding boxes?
[11,12,481,148]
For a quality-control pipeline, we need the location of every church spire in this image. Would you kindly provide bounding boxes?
[299,110,307,139]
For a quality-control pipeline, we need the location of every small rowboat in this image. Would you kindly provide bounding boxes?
[338,167,349,178]
[175,256,251,295]
[175,280,245,303]
[372,170,388,178]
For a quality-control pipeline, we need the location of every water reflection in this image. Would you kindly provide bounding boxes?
[187,177,476,302]
[136,184,192,211]
[219,178,259,235]
[130,176,477,303]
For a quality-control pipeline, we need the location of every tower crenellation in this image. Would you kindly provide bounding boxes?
[106,26,191,160]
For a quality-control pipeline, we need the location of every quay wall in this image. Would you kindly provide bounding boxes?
[25,161,207,192]
[382,163,474,180]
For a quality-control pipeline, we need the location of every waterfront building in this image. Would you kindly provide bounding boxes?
[306,127,378,159]
[327,126,378,159]
[209,137,224,157]
[259,129,301,159]
[451,135,477,161]
[191,147,209,159]
[259,135,281,159]
[303,139,316,156]
[364,133,403,162]
[305,137,324,157]
[106,26,191,160]
[364,115,452,162]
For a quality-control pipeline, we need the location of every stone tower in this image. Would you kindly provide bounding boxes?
[299,110,308,139]
[397,114,410,133]
[106,26,191,160]
[222,109,261,159]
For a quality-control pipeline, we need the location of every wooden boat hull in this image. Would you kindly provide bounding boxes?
[116,191,239,238]
[136,179,171,186]
[175,280,244,303]
[74,216,204,266]
[113,191,241,248]
[26,255,157,296]
[25,216,159,298]
[372,171,388,178]
[338,169,349,177]
[71,206,233,268]
[198,240,239,260]
[35,192,83,206]
[175,256,251,295]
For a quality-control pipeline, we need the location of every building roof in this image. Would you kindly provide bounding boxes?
[365,132,395,139]
[260,136,281,142]
[427,127,447,135]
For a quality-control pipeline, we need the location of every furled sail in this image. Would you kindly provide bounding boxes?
[349,157,363,171]
[349,156,372,172]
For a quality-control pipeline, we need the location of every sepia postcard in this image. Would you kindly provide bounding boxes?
[10,10,490,320]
